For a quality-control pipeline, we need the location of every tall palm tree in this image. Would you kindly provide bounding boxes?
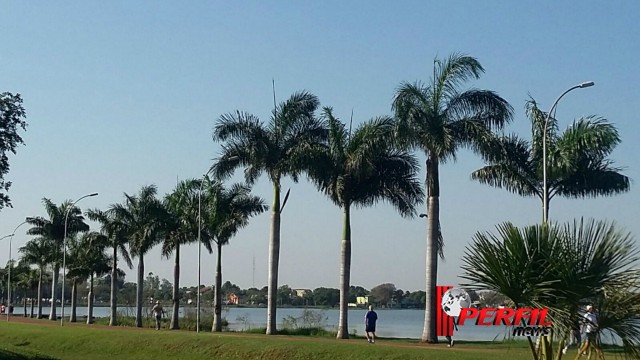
[200,179,267,332]
[393,53,513,342]
[212,91,327,334]
[110,185,166,327]
[461,219,640,360]
[86,208,133,326]
[19,237,54,319]
[307,108,423,339]
[26,198,90,320]
[162,179,200,330]
[472,99,630,220]
[66,231,110,323]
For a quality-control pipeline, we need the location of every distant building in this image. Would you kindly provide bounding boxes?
[356,296,370,305]
[293,289,312,298]
[228,293,244,305]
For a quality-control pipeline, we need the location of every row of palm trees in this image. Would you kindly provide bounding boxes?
[211,52,629,341]
[18,180,267,330]
[14,53,629,342]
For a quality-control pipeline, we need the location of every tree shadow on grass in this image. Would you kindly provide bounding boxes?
[0,349,58,360]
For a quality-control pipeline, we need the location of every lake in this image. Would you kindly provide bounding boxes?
[10,305,510,341]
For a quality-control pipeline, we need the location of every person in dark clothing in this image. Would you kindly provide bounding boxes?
[365,305,378,343]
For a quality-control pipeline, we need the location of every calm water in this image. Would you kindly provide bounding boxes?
[11,305,509,341]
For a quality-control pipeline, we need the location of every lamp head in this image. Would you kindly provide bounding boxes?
[89,193,99,197]
[579,81,595,88]
[25,217,35,222]
[419,213,428,218]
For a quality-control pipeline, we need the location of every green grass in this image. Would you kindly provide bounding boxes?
[0,320,545,360]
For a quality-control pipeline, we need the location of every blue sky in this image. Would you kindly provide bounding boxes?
[1,1,639,292]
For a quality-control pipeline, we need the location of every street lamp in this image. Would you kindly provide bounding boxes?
[542,81,594,222]
[61,192,98,326]
[6,217,35,321]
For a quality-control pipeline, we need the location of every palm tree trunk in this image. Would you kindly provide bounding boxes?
[266,182,281,335]
[422,156,439,343]
[30,287,35,318]
[213,242,223,332]
[49,264,59,321]
[336,205,352,339]
[110,246,118,326]
[70,280,77,322]
[170,243,180,330]
[37,268,43,319]
[23,296,27,317]
[135,255,144,328]
[87,273,94,324]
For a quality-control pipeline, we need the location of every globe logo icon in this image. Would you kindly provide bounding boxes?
[441,288,471,317]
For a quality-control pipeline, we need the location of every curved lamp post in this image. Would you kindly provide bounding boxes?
[542,81,594,222]
[6,218,35,321]
[61,192,98,326]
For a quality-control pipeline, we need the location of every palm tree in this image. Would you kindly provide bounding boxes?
[86,208,133,326]
[307,108,423,339]
[19,237,54,318]
[162,179,200,330]
[461,219,640,360]
[472,99,630,220]
[14,263,38,317]
[212,91,327,334]
[66,231,110,323]
[200,179,267,332]
[26,198,90,320]
[110,185,166,327]
[393,53,513,342]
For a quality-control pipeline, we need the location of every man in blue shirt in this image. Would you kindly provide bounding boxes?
[365,305,378,343]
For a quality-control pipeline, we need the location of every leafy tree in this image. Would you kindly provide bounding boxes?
[277,285,292,306]
[307,108,423,338]
[472,99,630,220]
[406,290,426,309]
[0,92,28,211]
[370,283,396,307]
[220,281,240,297]
[212,91,326,334]
[461,219,640,360]
[109,185,167,327]
[312,287,340,307]
[19,237,54,318]
[86,208,133,326]
[393,53,513,342]
[348,285,368,303]
[26,199,90,320]
[199,180,267,332]
[245,287,266,305]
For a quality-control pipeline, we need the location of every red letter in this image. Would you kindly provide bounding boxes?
[513,308,532,326]
[536,309,552,326]
[457,308,477,326]
[493,308,515,325]
[477,308,495,326]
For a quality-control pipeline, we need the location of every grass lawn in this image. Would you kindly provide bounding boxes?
[0,319,539,360]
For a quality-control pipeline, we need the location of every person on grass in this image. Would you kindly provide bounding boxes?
[151,300,165,330]
[365,304,378,343]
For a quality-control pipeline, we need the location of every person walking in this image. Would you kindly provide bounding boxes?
[562,318,582,354]
[578,305,598,356]
[365,304,378,343]
[151,300,165,330]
